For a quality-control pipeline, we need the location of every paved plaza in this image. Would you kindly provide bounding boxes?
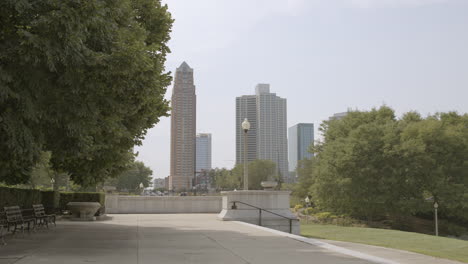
[0,214,463,264]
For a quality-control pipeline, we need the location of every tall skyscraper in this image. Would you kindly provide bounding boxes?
[169,62,196,191]
[236,84,289,181]
[196,133,212,173]
[288,123,314,178]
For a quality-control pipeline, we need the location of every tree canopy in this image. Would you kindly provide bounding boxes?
[301,106,468,222]
[0,0,173,185]
[210,160,279,190]
[106,161,152,192]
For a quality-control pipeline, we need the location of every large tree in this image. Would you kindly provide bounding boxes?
[110,161,152,192]
[399,112,468,221]
[308,106,468,222]
[0,0,173,185]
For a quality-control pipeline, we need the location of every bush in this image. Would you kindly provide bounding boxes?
[294,204,303,212]
[290,195,302,208]
[314,212,338,221]
[59,192,105,211]
[0,186,42,209]
[441,220,468,237]
[303,207,318,215]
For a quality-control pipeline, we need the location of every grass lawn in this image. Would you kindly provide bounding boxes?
[301,223,468,263]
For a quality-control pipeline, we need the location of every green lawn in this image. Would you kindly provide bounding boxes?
[301,223,468,263]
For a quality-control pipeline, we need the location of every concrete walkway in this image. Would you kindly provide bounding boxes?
[0,214,463,264]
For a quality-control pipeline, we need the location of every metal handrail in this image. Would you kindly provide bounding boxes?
[230,201,298,234]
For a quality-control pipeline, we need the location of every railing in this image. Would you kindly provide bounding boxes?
[230,201,298,234]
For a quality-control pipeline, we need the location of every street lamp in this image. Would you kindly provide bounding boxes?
[242,118,250,190]
[434,201,439,236]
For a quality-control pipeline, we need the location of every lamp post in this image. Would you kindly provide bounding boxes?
[242,118,250,190]
[434,201,439,236]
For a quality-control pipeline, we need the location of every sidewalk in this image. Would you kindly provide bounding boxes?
[0,214,464,264]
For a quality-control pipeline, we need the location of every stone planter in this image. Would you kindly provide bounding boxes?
[260,181,278,190]
[67,202,101,221]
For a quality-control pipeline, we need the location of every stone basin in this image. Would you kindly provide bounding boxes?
[67,202,101,221]
[261,181,278,190]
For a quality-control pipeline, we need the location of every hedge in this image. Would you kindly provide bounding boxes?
[41,190,56,210]
[0,187,105,212]
[0,187,42,209]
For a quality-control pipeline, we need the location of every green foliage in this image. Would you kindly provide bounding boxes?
[0,0,173,186]
[28,152,54,189]
[315,212,338,221]
[305,106,468,223]
[210,160,279,190]
[40,190,56,210]
[294,204,303,212]
[0,186,104,216]
[295,158,314,199]
[0,186,42,209]
[59,192,105,211]
[209,168,234,190]
[110,161,152,192]
[303,207,318,215]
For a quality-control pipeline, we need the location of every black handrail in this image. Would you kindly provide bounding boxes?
[230,201,298,234]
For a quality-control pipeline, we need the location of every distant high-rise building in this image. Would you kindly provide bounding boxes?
[153,178,166,189]
[236,95,257,164]
[288,123,314,179]
[236,84,289,181]
[169,62,196,191]
[196,133,212,173]
[329,112,348,120]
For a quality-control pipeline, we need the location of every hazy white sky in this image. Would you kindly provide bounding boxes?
[136,0,468,179]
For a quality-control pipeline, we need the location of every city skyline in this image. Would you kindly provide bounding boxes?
[136,0,468,178]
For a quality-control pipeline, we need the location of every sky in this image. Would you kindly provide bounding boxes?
[136,0,468,179]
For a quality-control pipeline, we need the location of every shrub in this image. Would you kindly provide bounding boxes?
[294,204,303,212]
[0,187,42,209]
[303,207,318,215]
[290,196,302,208]
[314,212,338,221]
[441,220,468,237]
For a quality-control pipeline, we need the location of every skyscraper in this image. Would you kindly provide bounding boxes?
[169,62,196,191]
[195,133,212,189]
[196,133,212,173]
[236,84,289,181]
[288,123,314,179]
[235,95,257,164]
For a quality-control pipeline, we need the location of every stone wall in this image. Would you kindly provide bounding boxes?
[105,195,222,214]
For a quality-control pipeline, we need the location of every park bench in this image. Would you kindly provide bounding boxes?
[4,206,36,235]
[32,204,56,228]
